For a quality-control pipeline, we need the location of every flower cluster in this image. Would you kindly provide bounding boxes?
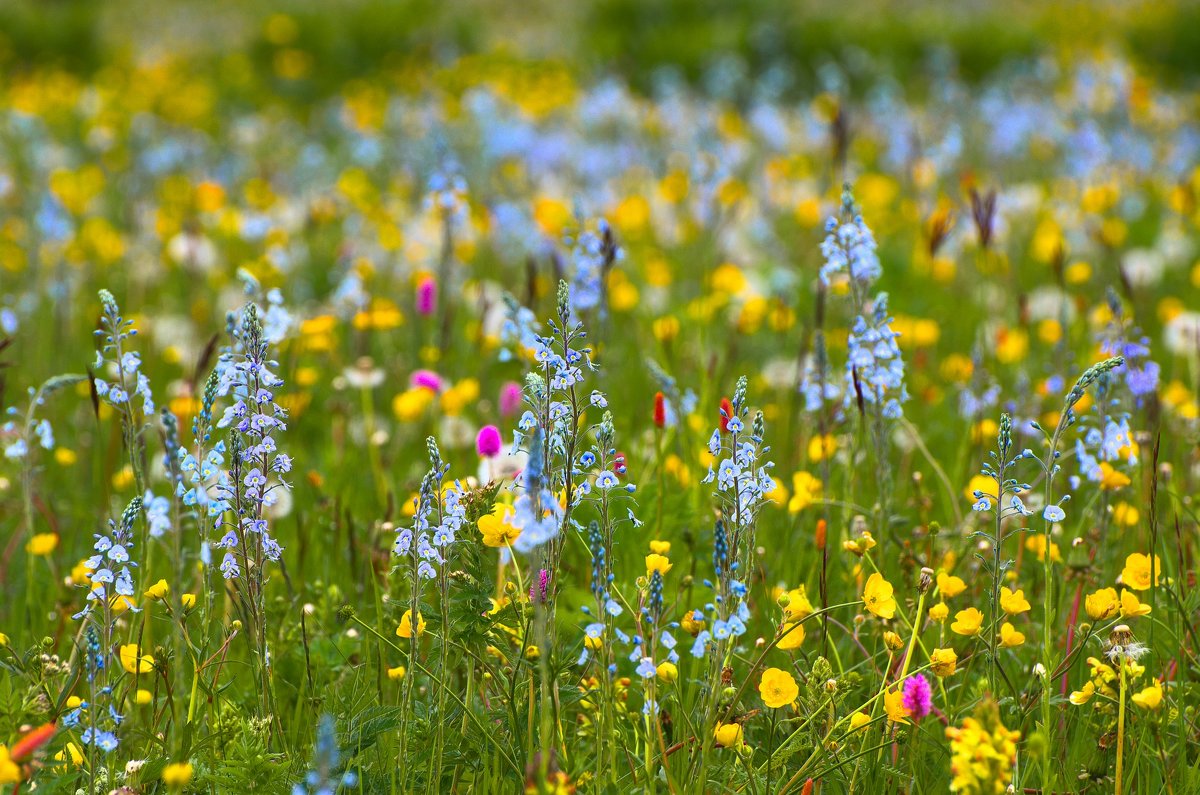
[213,303,290,580]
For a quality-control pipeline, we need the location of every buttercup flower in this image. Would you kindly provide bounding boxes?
[759,667,799,709]
[951,608,983,636]
[1120,553,1161,591]
[863,573,896,619]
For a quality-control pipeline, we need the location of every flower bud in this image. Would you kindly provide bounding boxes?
[918,567,933,594]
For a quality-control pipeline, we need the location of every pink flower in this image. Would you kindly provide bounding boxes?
[499,381,522,417]
[530,568,551,603]
[416,276,437,316]
[410,369,444,392]
[476,425,502,457]
[901,674,932,719]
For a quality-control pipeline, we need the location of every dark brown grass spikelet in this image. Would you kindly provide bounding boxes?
[969,187,997,250]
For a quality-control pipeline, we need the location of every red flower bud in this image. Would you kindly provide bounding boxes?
[719,397,733,433]
[653,391,666,428]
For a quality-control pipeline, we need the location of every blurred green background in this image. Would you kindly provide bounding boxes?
[3,0,1199,102]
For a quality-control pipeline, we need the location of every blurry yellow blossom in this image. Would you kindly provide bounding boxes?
[1132,680,1163,710]
[1024,535,1061,564]
[1098,462,1131,490]
[26,533,58,556]
[807,434,837,462]
[787,471,822,513]
[937,573,966,598]
[946,711,1019,794]
[393,388,435,421]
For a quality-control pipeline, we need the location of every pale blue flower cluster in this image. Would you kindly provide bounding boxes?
[212,303,290,580]
[846,294,909,420]
[394,438,466,581]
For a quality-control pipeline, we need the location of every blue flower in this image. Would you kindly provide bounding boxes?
[1043,505,1066,522]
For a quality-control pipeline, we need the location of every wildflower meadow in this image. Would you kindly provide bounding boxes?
[1,2,1200,792]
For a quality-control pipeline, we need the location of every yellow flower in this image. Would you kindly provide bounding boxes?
[776,621,805,650]
[999,587,1030,615]
[656,661,678,683]
[135,689,153,706]
[181,593,197,609]
[162,761,194,787]
[781,586,813,621]
[1085,587,1120,620]
[998,622,1025,648]
[931,648,958,677]
[54,741,83,767]
[937,573,966,598]
[1131,679,1163,710]
[387,665,407,681]
[758,667,799,709]
[713,722,744,748]
[119,644,155,674]
[26,533,58,556]
[649,540,671,555]
[392,387,434,421]
[787,471,823,513]
[951,608,984,636]
[1098,462,1131,490]
[928,603,949,622]
[1112,501,1139,526]
[807,434,837,462]
[1069,681,1095,705]
[144,579,170,600]
[842,531,877,557]
[849,712,871,732]
[0,745,19,785]
[440,379,479,416]
[862,573,896,619]
[396,610,426,639]
[964,474,993,503]
[478,504,521,548]
[1120,589,1151,618]
[1024,535,1061,563]
[884,687,911,724]
[645,554,672,577]
[1120,553,1161,591]
[0,633,8,647]
[945,713,1020,794]
[681,610,706,636]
